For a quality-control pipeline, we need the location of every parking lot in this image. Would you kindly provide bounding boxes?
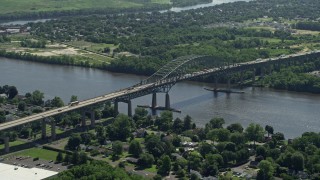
[1,155,68,172]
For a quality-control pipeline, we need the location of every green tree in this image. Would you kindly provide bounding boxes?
[7,86,18,99]
[129,139,143,158]
[291,152,304,171]
[51,160,145,179]
[18,101,26,111]
[107,114,132,141]
[56,152,63,163]
[198,142,213,157]
[0,111,5,123]
[71,151,79,165]
[145,134,166,158]
[51,96,64,107]
[221,150,236,164]
[207,128,230,142]
[80,132,93,145]
[155,111,173,131]
[95,125,105,137]
[257,160,274,180]
[66,133,81,150]
[27,90,44,106]
[245,123,264,145]
[138,153,154,168]
[153,175,162,180]
[183,115,193,131]
[172,118,184,133]
[230,132,246,145]
[134,107,148,117]
[64,154,71,164]
[227,123,244,133]
[70,95,78,102]
[205,117,225,131]
[206,154,224,167]
[172,135,181,147]
[79,152,88,164]
[158,155,171,176]
[112,141,123,156]
[188,152,202,171]
[256,146,267,158]
[265,125,274,137]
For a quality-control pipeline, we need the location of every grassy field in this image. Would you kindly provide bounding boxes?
[145,165,157,173]
[0,0,170,15]
[9,148,59,161]
[0,140,25,149]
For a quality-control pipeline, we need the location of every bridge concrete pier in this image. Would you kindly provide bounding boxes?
[51,121,56,140]
[260,67,265,77]
[90,111,95,128]
[252,68,256,84]
[152,93,157,109]
[214,77,218,90]
[128,100,132,117]
[81,111,86,127]
[267,65,272,75]
[41,119,46,139]
[114,101,119,117]
[240,72,244,85]
[227,78,231,91]
[4,136,9,153]
[165,93,170,109]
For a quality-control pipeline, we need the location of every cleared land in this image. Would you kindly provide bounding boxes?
[0,0,170,15]
[0,41,113,65]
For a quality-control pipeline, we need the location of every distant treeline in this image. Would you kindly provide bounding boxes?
[263,59,320,93]
[171,0,212,7]
[20,39,46,48]
[293,21,320,31]
[0,4,170,21]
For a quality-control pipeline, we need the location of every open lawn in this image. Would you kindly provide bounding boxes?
[67,41,117,52]
[0,0,170,15]
[0,140,25,149]
[144,165,157,173]
[237,36,283,44]
[8,148,59,161]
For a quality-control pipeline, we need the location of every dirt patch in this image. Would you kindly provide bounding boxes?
[292,29,320,35]
[31,47,80,56]
[46,44,67,48]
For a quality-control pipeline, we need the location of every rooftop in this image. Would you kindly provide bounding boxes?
[0,163,58,180]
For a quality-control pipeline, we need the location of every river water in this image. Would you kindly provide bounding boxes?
[167,0,252,12]
[0,57,319,138]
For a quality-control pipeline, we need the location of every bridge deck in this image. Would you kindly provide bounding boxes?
[0,50,319,131]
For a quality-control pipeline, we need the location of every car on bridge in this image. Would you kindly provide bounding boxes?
[69,101,79,106]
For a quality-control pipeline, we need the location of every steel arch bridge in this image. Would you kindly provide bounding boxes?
[140,55,223,85]
[116,51,320,102]
[0,50,319,151]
